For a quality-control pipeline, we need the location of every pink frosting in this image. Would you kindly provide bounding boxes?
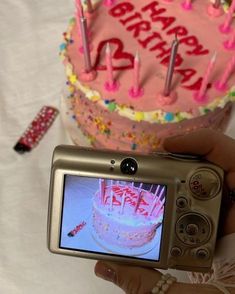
[67,0,235,115]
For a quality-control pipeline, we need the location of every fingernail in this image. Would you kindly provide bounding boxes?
[95,262,116,283]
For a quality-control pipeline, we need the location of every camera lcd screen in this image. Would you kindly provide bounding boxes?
[59,175,167,262]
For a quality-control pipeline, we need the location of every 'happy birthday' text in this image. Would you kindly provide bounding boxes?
[109,1,211,90]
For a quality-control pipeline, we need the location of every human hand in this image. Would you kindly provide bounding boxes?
[94,129,235,294]
[164,129,235,238]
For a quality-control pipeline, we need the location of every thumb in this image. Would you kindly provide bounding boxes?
[164,129,235,189]
[94,261,161,294]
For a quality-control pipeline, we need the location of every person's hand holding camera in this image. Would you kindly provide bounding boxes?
[95,129,235,294]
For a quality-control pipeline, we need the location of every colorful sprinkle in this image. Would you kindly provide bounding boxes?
[164,112,174,122]
[68,86,75,93]
[108,102,117,112]
[60,43,67,51]
[69,74,77,84]
[91,95,100,102]
[131,143,137,150]
[204,108,210,114]
[69,18,75,24]
[135,112,144,121]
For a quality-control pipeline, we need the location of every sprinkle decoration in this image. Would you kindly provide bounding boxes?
[107,102,117,111]
[165,112,175,122]
[68,221,87,237]
[60,43,67,51]
[14,106,59,154]
[69,74,78,84]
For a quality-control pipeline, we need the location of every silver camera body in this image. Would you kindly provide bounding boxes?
[47,146,223,272]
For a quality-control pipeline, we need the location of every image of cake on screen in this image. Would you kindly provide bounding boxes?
[60,175,166,261]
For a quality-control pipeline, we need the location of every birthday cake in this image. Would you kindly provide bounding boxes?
[92,181,165,248]
[60,0,235,152]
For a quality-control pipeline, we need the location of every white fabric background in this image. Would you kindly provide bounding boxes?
[0,1,235,293]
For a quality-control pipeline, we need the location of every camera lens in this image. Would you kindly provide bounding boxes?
[120,158,138,175]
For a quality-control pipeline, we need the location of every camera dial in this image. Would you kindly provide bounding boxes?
[120,158,138,175]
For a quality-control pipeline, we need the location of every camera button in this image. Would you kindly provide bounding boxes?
[186,223,199,236]
[196,248,210,260]
[188,168,221,199]
[176,213,211,246]
[176,197,188,208]
[171,247,182,257]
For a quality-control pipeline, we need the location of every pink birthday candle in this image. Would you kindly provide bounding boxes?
[207,0,224,17]
[120,192,126,214]
[86,0,93,13]
[134,191,143,213]
[195,52,217,101]
[75,0,82,16]
[105,43,114,86]
[182,0,192,10]
[149,186,165,216]
[220,0,235,33]
[79,7,92,72]
[99,179,105,204]
[75,0,82,36]
[133,52,141,94]
[217,55,235,89]
[213,0,221,9]
[224,29,235,50]
[104,43,119,91]
[149,185,161,216]
[104,0,115,6]
[228,30,235,47]
[163,36,179,97]
[110,180,114,210]
[134,182,143,207]
[155,198,166,217]
[129,52,144,98]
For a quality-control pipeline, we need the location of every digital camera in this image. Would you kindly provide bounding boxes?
[47,146,223,272]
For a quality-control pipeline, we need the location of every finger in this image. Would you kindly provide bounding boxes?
[164,129,235,188]
[94,261,161,294]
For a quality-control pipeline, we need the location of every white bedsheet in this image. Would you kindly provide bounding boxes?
[0,1,235,293]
